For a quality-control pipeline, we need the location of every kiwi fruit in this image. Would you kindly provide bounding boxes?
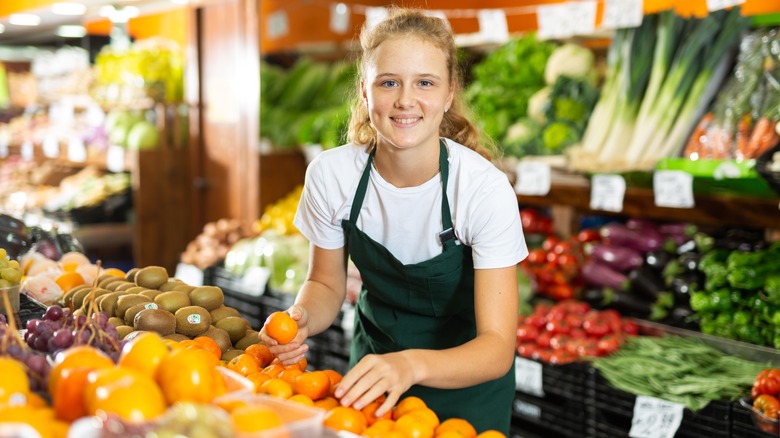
[107,317,125,327]
[139,289,163,301]
[124,286,147,295]
[234,330,261,350]
[98,277,123,290]
[215,316,250,344]
[123,330,146,342]
[174,306,212,337]
[134,308,177,335]
[189,286,224,311]
[98,291,125,317]
[158,281,185,292]
[71,288,94,310]
[209,306,241,323]
[124,302,160,325]
[116,325,135,339]
[116,295,152,319]
[113,282,137,292]
[107,281,133,292]
[154,291,191,314]
[172,284,196,294]
[221,348,244,362]
[135,266,169,289]
[125,267,140,283]
[75,288,113,311]
[62,285,89,308]
[163,333,189,342]
[202,325,232,354]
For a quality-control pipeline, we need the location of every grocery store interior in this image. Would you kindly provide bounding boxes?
[1,0,780,437]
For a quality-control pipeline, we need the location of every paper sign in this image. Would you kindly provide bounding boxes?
[242,266,271,295]
[515,161,552,196]
[477,9,509,43]
[43,133,60,158]
[329,3,350,34]
[514,357,545,397]
[537,1,597,40]
[653,170,694,209]
[67,137,87,162]
[106,144,126,173]
[267,10,289,39]
[590,174,626,212]
[706,0,745,12]
[365,7,389,31]
[629,396,684,438]
[175,263,205,287]
[513,398,542,419]
[21,140,34,161]
[601,0,644,29]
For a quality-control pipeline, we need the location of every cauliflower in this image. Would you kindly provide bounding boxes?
[544,43,595,85]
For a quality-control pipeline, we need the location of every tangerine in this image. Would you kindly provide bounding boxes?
[0,357,29,406]
[406,407,440,428]
[118,332,170,379]
[393,396,427,420]
[435,418,477,437]
[265,311,298,344]
[293,370,330,400]
[227,353,261,377]
[52,366,90,421]
[363,401,393,426]
[245,371,272,392]
[49,345,114,395]
[476,431,506,438]
[102,268,126,278]
[193,336,223,360]
[156,348,219,404]
[84,367,166,423]
[363,418,396,437]
[323,369,343,394]
[259,378,294,399]
[262,363,286,378]
[288,394,315,406]
[313,396,340,411]
[244,343,275,367]
[55,272,86,293]
[396,413,435,438]
[324,406,368,434]
[231,404,284,433]
[279,367,304,385]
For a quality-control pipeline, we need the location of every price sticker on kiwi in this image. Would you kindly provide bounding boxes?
[514,357,544,397]
[187,314,202,325]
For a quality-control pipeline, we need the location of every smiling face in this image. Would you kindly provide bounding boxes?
[362,35,454,154]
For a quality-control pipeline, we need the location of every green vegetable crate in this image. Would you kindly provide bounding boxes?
[586,368,732,438]
[510,360,589,437]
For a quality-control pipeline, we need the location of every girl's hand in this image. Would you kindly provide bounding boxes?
[259,304,309,366]
[334,352,417,417]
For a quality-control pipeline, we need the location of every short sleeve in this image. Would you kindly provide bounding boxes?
[293,158,346,249]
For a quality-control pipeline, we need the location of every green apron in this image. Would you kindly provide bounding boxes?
[341,139,514,434]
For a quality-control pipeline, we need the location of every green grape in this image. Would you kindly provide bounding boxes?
[0,268,21,285]
[0,279,10,289]
[0,258,7,270]
[0,248,6,259]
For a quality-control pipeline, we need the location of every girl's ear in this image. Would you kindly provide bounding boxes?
[445,80,455,111]
[361,80,367,101]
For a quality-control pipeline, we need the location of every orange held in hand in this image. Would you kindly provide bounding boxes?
[265,311,298,344]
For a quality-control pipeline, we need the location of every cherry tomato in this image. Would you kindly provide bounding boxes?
[754,394,780,420]
[527,249,548,265]
[516,324,540,343]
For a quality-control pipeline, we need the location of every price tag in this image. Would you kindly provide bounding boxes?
[537,1,597,40]
[43,133,60,158]
[267,10,289,39]
[653,170,694,209]
[329,3,350,34]
[0,131,8,158]
[21,140,34,161]
[629,395,684,438]
[106,145,126,173]
[515,161,552,196]
[514,357,545,397]
[364,7,389,31]
[477,9,509,43]
[242,266,271,295]
[601,0,644,29]
[67,136,87,162]
[590,174,626,212]
[706,0,745,12]
[174,263,205,287]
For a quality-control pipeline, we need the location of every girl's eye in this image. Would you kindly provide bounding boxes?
[380,80,397,87]
[419,80,433,87]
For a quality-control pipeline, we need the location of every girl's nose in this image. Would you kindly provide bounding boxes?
[395,85,415,108]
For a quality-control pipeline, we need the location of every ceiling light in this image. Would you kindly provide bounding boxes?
[9,14,42,26]
[99,5,116,17]
[56,25,87,38]
[51,2,87,16]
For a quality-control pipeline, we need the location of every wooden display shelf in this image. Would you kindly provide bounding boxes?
[518,179,780,230]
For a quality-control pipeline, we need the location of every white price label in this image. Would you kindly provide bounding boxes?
[601,0,644,29]
[364,7,389,31]
[106,145,126,173]
[653,170,694,209]
[706,0,745,12]
[329,3,350,34]
[629,396,684,438]
[67,137,87,162]
[590,174,626,212]
[43,133,60,158]
[514,357,545,397]
[477,9,509,43]
[242,266,271,295]
[515,161,552,196]
[21,140,34,161]
[267,10,289,39]
[174,263,205,287]
[537,1,597,40]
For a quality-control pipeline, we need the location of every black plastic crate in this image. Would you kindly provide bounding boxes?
[213,267,268,297]
[512,390,587,437]
[586,369,731,438]
[310,325,350,358]
[510,419,581,438]
[732,399,778,438]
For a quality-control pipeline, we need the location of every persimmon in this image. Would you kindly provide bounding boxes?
[324,406,368,434]
[435,418,477,437]
[293,370,330,401]
[265,311,298,344]
[244,343,275,367]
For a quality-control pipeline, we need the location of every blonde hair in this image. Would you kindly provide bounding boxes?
[347,7,494,159]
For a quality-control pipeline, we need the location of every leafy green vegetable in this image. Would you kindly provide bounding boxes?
[542,121,579,153]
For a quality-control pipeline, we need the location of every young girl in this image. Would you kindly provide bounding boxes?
[260,8,527,433]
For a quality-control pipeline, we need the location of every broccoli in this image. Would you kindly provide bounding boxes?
[541,121,579,154]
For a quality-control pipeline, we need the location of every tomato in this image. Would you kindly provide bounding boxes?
[569,328,587,339]
[542,236,561,252]
[536,331,553,349]
[532,348,552,364]
[752,369,780,399]
[565,313,585,329]
[547,284,575,300]
[516,343,538,359]
[519,208,541,232]
[556,253,579,268]
[552,241,573,255]
[622,319,639,336]
[549,349,577,365]
[549,334,572,350]
[545,319,572,335]
[596,334,623,356]
[527,249,548,265]
[573,338,600,357]
[582,312,612,338]
[525,313,547,329]
[576,229,601,244]
[516,324,540,343]
[754,394,780,420]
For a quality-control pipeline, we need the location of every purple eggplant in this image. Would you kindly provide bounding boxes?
[600,223,663,253]
[626,218,659,232]
[582,259,630,291]
[658,222,698,237]
[591,244,644,272]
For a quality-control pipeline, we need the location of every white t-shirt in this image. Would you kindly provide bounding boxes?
[294,138,528,269]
